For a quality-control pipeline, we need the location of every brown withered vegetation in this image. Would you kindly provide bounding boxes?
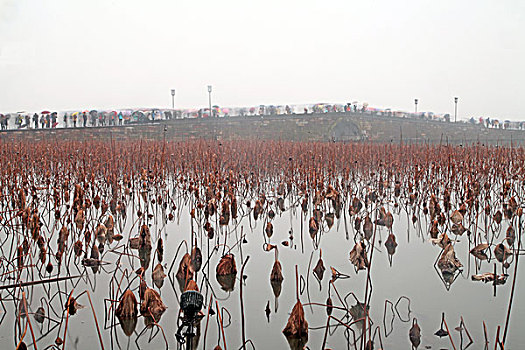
[216,254,237,276]
[283,300,309,339]
[140,288,167,321]
[0,139,523,349]
[116,289,138,318]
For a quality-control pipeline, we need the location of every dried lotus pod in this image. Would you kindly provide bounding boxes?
[140,288,167,321]
[157,237,164,263]
[265,222,274,238]
[313,249,325,281]
[34,307,45,324]
[363,216,373,241]
[470,243,489,260]
[283,300,308,340]
[326,297,333,316]
[409,318,421,349]
[216,254,237,291]
[506,225,516,246]
[152,264,166,288]
[74,209,85,230]
[139,224,151,250]
[216,254,237,276]
[105,215,115,233]
[176,253,194,291]
[129,237,140,249]
[95,223,107,245]
[349,241,368,272]
[437,243,462,274]
[494,210,503,224]
[270,260,283,283]
[65,296,83,316]
[308,217,318,238]
[494,242,512,263]
[450,210,463,225]
[73,240,83,257]
[116,290,138,318]
[325,212,334,229]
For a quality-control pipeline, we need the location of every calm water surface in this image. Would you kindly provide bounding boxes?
[2,200,524,349]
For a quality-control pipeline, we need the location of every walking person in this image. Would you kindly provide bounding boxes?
[33,113,39,128]
[118,112,123,125]
[83,112,87,127]
[63,113,68,128]
[73,113,77,127]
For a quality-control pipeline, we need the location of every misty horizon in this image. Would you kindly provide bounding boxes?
[1,0,524,120]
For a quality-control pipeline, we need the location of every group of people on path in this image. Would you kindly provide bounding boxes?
[62,111,124,128]
[0,111,127,130]
[0,112,59,130]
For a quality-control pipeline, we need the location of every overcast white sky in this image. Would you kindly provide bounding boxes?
[1,0,524,120]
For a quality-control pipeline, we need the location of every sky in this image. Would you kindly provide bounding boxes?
[0,0,524,120]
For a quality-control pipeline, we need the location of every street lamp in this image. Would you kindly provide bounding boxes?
[414,99,418,114]
[454,97,458,123]
[171,89,176,109]
[207,85,213,118]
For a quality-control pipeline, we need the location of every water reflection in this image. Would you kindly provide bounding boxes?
[216,254,237,292]
[1,140,524,350]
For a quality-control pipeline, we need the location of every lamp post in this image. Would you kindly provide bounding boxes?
[171,89,176,109]
[414,99,418,114]
[454,97,458,123]
[207,85,213,118]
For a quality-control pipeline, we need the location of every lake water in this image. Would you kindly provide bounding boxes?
[2,193,523,349]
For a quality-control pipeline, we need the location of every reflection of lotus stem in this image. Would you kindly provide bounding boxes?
[21,292,37,350]
[240,256,250,350]
[216,300,227,350]
[442,314,456,350]
[86,290,105,350]
[202,294,213,350]
[61,289,75,350]
[502,216,521,345]
[295,265,299,302]
[362,206,378,348]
